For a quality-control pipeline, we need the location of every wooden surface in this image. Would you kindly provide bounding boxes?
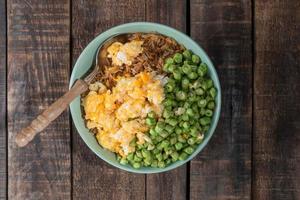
[0,0,6,199]
[1,0,300,199]
[253,1,300,199]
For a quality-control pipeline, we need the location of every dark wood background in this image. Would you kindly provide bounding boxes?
[0,0,299,199]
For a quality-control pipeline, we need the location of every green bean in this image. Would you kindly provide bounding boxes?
[163,152,169,160]
[151,160,158,168]
[161,140,170,149]
[209,87,217,98]
[142,149,151,158]
[165,83,174,93]
[160,130,169,138]
[173,69,182,80]
[163,63,170,72]
[127,153,134,161]
[133,162,141,168]
[197,63,208,77]
[175,142,183,150]
[186,108,194,116]
[192,54,201,64]
[136,151,143,158]
[188,93,198,102]
[206,79,213,89]
[165,57,174,65]
[120,158,128,165]
[156,135,163,142]
[182,122,190,129]
[198,99,207,108]
[175,127,183,135]
[163,98,175,107]
[146,117,156,126]
[181,77,190,90]
[134,155,142,162]
[165,124,174,133]
[189,126,198,137]
[205,109,213,117]
[181,113,189,121]
[173,53,183,63]
[155,153,163,161]
[195,88,204,95]
[166,118,178,126]
[200,117,211,126]
[153,148,160,154]
[203,125,210,132]
[147,144,155,151]
[178,135,187,143]
[165,147,174,155]
[184,146,194,154]
[144,158,151,166]
[163,109,173,119]
[182,64,192,74]
[170,137,177,145]
[207,101,215,110]
[183,50,192,60]
[155,125,164,134]
[179,152,188,161]
[183,101,191,109]
[168,64,176,73]
[149,128,158,136]
[187,137,197,145]
[190,79,202,89]
[171,152,179,162]
[158,161,166,168]
[188,72,198,80]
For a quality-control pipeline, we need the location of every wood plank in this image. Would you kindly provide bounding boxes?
[189,0,252,199]
[145,1,187,200]
[72,1,188,199]
[253,1,300,199]
[7,0,71,199]
[71,1,147,200]
[0,0,6,199]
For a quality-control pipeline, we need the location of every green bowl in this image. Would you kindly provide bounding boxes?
[70,22,221,174]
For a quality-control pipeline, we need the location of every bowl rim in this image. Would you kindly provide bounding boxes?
[70,22,221,174]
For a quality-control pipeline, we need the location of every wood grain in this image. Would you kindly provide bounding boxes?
[145,1,187,200]
[189,0,252,199]
[0,0,6,199]
[7,0,71,199]
[71,1,146,199]
[253,1,300,199]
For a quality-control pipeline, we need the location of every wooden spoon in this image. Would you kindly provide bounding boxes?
[15,34,129,147]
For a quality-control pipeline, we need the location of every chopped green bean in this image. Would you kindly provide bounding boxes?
[146,117,156,126]
[173,53,183,63]
[188,72,198,80]
[184,146,194,154]
[200,117,211,126]
[133,162,141,168]
[198,99,207,108]
[175,142,183,150]
[197,63,208,77]
[183,50,192,60]
[176,91,187,100]
[192,54,201,64]
[179,152,188,161]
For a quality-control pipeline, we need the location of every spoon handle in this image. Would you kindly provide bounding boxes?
[15,79,88,147]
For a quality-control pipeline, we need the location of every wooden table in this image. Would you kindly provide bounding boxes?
[1,0,299,199]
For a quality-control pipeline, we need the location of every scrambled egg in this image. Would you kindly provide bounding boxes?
[83,72,164,156]
[107,40,143,66]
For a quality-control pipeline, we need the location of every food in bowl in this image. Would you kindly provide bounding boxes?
[81,33,217,169]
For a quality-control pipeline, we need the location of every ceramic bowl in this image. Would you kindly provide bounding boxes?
[70,22,221,173]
